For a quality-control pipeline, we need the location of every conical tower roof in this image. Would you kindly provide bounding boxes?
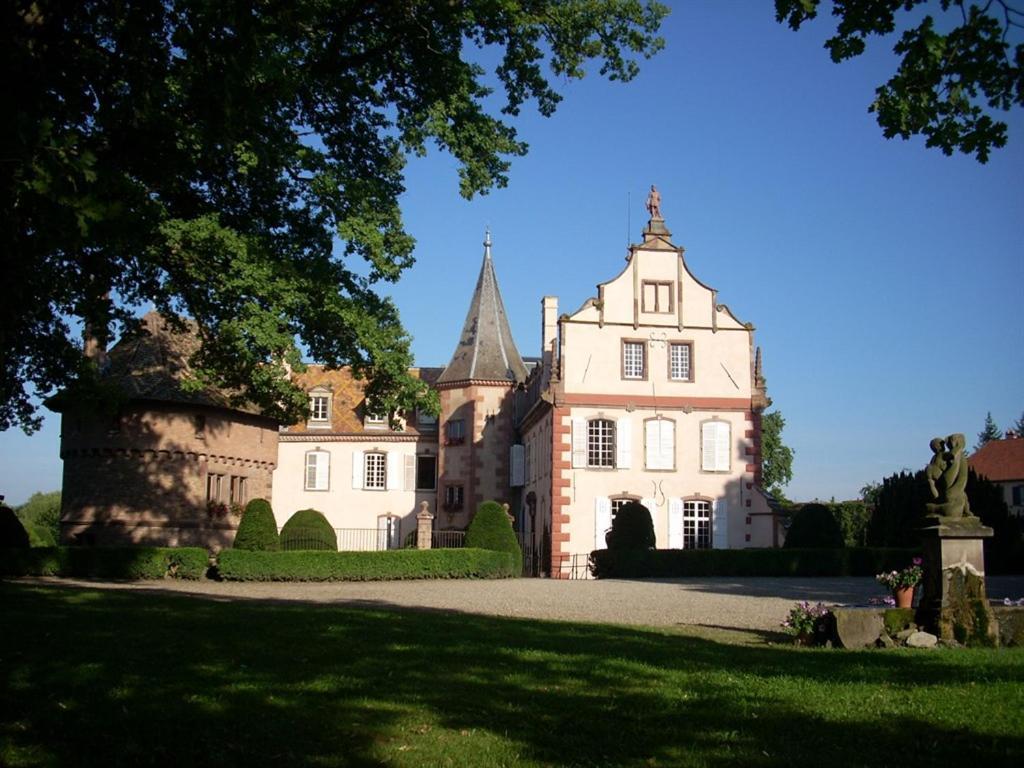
[438,230,527,385]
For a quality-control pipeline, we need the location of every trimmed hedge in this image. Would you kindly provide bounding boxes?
[280,508,337,551]
[0,547,209,579]
[233,498,281,551]
[217,548,517,581]
[605,501,656,551]
[589,547,921,579]
[465,501,521,562]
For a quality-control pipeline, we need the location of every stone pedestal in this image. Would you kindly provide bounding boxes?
[416,501,434,550]
[918,519,999,646]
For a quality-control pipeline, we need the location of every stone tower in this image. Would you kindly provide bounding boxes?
[435,230,527,528]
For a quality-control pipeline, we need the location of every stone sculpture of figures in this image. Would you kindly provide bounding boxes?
[924,433,974,520]
[646,184,662,219]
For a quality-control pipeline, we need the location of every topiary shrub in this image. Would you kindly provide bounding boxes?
[605,501,655,551]
[0,506,30,549]
[465,501,521,564]
[233,498,280,551]
[280,509,337,551]
[784,503,845,549]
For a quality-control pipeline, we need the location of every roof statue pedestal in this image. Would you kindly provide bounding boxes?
[917,433,998,646]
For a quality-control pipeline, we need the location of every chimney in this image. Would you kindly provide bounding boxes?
[541,296,558,371]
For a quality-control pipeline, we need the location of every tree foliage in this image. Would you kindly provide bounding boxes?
[775,0,1024,161]
[865,467,1023,572]
[16,491,62,547]
[976,410,1003,450]
[3,1,667,432]
[760,410,794,494]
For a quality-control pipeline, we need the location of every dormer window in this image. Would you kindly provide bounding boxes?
[365,410,387,429]
[308,387,332,428]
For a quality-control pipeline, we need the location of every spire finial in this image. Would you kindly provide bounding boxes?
[483,226,492,259]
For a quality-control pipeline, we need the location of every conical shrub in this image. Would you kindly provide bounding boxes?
[233,498,281,551]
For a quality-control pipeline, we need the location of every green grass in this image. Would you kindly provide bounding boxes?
[1,582,1022,767]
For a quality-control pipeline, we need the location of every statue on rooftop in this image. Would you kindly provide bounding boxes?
[924,433,974,520]
[645,185,662,220]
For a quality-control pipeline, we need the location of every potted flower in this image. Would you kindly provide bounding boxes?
[781,601,832,646]
[876,558,923,608]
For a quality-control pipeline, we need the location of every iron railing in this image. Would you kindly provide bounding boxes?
[432,529,466,549]
[279,527,402,552]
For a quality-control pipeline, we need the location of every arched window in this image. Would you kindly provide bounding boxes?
[587,419,615,467]
[700,419,731,472]
[644,417,675,470]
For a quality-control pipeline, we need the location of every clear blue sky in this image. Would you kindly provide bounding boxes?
[2,1,1021,506]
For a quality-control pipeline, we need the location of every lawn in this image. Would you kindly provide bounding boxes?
[1,582,1022,767]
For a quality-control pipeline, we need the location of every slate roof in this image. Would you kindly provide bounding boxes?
[438,233,527,384]
[968,437,1024,482]
[284,365,443,436]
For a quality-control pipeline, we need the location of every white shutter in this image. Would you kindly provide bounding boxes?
[510,444,525,487]
[595,497,612,550]
[616,417,632,469]
[715,422,731,472]
[386,452,400,490]
[713,498,728,549]
[641,497,656,531]
[701,422,717,471]
[315,451,330,491]
[351,450,364,490]
[668,498,684,549]
[404,455,416,491]
[660,420,675,469]
[572,418,586,468]
[305,452,317,490]
[645,421,658,469]
[646,420,675,470]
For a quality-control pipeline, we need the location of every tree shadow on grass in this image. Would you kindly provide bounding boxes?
[2,582,1022,768]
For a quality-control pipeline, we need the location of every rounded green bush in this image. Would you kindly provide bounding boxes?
[784,503,845,549]
[233,498,281,551]
[605,501,656,551]
[0,506,30,548]
[280,508,337,551]
[465,501,521,563]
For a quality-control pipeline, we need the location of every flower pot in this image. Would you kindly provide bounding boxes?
[893,587,914,609]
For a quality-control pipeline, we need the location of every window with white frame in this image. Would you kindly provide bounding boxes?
[622,340,646,379]
[610,497,637,517]
[364,410,387,428]
[364,452,387,490]
[305,450,330,490]
[644,418,675,470]
[669,343,692,381]
[310,395,330,422]
[683,500,711,549]
[587,419,616,468]
[701,420,731,472]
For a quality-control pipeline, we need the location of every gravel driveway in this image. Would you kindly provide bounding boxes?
[21,575,1024,633]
